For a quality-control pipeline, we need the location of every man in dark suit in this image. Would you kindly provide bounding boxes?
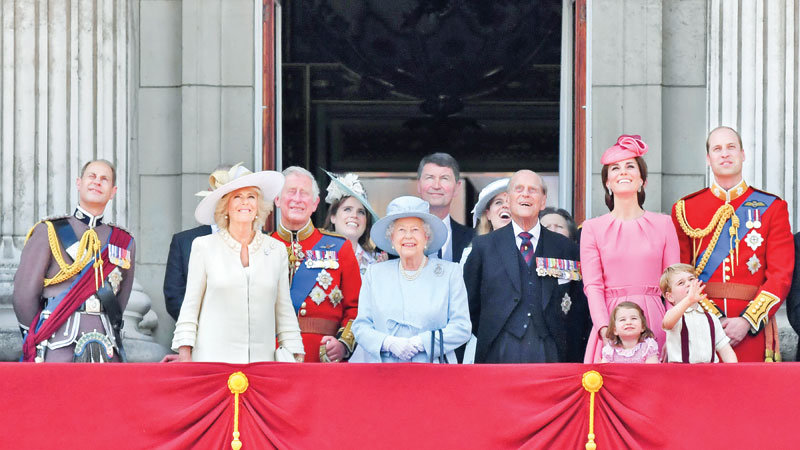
[464,170,585,363]
[163,224,212,320]
[785,232,800,361]
[162,164,233,321]
[416,152,474,263]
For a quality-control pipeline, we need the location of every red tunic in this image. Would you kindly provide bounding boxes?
[272,223,361,362]
[671,181,794,361]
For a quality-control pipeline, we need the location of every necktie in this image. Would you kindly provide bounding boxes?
[519,232,533,266]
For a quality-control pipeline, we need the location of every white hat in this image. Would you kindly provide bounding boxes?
[322,169,379,222]
[471,178,510,228]
[194,164,284,225]
[370,196,447,257]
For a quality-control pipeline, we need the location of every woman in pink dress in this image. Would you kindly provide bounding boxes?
[581,135,679,363]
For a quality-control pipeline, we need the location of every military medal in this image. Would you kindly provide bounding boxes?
[310,286,326,305]
[753,209,762,229]
[108,244,131,270]
[744,230,764,251]
[746,210,754,229]
[747,255,762,274]
[329,286,343,307]
[561,292,572,314]
[316,269,333,290]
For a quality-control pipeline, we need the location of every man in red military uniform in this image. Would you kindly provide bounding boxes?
[671,126,794,362]
[272,166,361,362]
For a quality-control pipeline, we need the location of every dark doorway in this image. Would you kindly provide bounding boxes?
[279,1,564,221]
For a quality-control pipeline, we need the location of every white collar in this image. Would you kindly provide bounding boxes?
[511,219,540,241]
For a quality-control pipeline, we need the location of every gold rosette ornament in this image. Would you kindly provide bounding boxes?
[228,371,249,450]
[582,370,604,450]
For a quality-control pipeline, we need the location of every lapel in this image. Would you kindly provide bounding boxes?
[536,227,555,311]
[497,224,522,295]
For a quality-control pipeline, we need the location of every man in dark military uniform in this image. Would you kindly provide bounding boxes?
[14,159,135,362]
[671,127,794,362]
[271,166,361,362]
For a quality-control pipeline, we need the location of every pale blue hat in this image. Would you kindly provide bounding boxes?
[370,196,448,257]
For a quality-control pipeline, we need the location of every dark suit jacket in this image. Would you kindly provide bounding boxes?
[163,225,212,320]
[786,233,800,360]
[450,218,475,263]
[463,223,587,363]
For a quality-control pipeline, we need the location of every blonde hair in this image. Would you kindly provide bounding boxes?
[214,187,273,231]
[605,301,655,346]
[659,263,697,295]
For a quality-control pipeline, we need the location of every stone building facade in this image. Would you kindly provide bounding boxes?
[1,0,798,359]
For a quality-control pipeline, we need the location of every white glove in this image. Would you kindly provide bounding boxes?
[382,335,425,361]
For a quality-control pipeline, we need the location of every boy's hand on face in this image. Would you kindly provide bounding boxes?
[686,279,706,305]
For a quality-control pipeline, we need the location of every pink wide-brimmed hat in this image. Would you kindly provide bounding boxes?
[600,135,648,165]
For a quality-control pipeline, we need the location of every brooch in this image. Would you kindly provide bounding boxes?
[434,264,444,277]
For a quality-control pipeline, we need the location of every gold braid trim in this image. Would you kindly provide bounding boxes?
[699,297,723,318]
[674,200,740,275]
[34,221,103,288]
[742,291,781,333]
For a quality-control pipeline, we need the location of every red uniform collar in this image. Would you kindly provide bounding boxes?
[275,220,315,242]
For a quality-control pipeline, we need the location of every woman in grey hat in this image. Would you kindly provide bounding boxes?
[351,196,471,363]
[458,177,511,266]
[321,170,387,275]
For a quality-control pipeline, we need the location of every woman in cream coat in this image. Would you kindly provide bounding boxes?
[171,164,304,363]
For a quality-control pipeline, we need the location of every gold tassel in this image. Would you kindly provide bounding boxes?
[582,370,604,450]
[228,372,249,450]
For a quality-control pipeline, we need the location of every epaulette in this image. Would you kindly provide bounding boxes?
[318,228,346,240]
[749,187,781,201]
[107,222,133,236]
[24,215,71,244]
[680,187,708,202]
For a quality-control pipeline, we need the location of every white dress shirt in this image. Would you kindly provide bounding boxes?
[511,220,541,253]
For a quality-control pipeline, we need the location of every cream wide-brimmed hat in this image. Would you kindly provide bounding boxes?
[470,177,510,228]
[194,163,284,225]
[370,196,447,257]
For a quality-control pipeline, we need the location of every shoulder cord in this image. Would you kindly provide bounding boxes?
[25,221,103,288]
[674,200,739,276]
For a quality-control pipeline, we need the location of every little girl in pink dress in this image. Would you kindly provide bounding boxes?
[601,302,659,363]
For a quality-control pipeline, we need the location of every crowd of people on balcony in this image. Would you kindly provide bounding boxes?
[13,126,800,365]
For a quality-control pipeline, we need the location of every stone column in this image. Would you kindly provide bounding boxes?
[0,0,164,361]
[707,0,800,359]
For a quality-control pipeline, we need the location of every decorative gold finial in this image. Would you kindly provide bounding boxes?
[582,370,604,450]
[228,372,249,450]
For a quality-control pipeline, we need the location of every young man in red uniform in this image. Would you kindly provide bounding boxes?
[272,166,361,362]
[671,127,794,361]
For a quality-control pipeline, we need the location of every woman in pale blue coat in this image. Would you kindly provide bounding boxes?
[352,196,471,363]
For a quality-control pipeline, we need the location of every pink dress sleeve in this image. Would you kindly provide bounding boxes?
[601,343,615,362]
[662,214,680,271]
[644,337,659,360]
[580,220,610,329]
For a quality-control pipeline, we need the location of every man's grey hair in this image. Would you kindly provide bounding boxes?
[508,170,548,196]
[282,166,320,199]
[417,152,461,181]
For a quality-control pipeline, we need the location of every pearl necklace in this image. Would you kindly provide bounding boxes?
[399,256,428,281]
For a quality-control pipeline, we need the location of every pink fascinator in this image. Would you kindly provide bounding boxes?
[600,135,648,165]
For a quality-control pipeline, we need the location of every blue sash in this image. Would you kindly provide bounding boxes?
[290,234,345,313]
[698,190,776,282]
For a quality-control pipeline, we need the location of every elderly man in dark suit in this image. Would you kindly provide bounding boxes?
[464,170,585,363]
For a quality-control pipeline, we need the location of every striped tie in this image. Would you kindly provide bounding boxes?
[519,232,533,266]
